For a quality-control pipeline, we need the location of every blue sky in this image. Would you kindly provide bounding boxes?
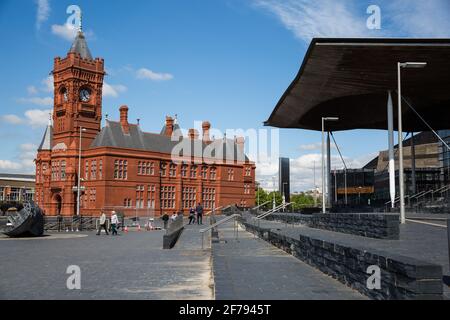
[0,0,449,191]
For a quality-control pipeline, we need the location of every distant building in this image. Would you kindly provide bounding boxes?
[330,169,374,206]
[0,173,35,202]
[278,157,290,203]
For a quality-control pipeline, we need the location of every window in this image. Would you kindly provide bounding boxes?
[202,188,216,209]
[99,160,103,179]
[245,167,252,176]
[183,187,197,209]
[85,160,89,180]
[89,189,96,203]
[190,165,197,178]
[36,164,40,184]
[169,163,177,177]
[161,185,176,209]
[228,169,234,181]
[147,185,156,209]
[150,162,155,175]
[136,185,144,209]
[210,167,217,180]
[124,198,132,208]
[181,165,188,178]
[138,161,143,175]
[160,162,167,176]
[114,159,128,180]
[60,161,66,181]
[91,160,97,180]
[201,166,208,179]
[244,184,251,195]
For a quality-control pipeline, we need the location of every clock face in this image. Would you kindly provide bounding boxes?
[80,89,91,102]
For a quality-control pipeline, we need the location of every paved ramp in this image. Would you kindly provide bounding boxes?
[212,221,366,300]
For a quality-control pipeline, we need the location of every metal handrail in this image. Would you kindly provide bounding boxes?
[199,213,241,249]
[256,203,292,220]
[199,214,240,234]
[416,189,433,201]
[205,206,223,216]
[252,201,271,211]
[410,190,427,200]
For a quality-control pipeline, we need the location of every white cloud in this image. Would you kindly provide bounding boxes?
[386,0,450,37]
[254,0,372,42]
[24,109,52,128]
[299,142,337,151]
[103,82,127,98]
[41,76,54,93]
[136,68,174,81]
[51,23,77,41]
[0,160,22,171]
[27,86,39,95]
[1,114,24,125]
[36,0,50,30]
[2,109,52,128]
[253,0,450,42]
[18,97,53,107]
[0,144,38,173]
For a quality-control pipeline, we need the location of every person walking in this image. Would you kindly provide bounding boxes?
[96,212,109,235]
[162,213,169,230]
[111,211,119,236]
[196,203,204,225]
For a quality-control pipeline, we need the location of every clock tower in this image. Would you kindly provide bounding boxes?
[35,28,105,216]
[52,30,105,151]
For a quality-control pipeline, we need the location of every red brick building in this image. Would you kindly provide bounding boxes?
[34,30,255,217]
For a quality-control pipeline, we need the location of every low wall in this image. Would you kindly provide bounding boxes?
[243,222,443,300]
[263,212,400,240]
[163,216,185,249]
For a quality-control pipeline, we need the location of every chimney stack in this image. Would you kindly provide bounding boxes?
[236,136,245,152]
[119,105,129,134]
[165,116,174,137]
[188,129,199,140]
[202,121,211,143]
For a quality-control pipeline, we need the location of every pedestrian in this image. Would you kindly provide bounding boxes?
[97,211,109,235]
[111,211,119,236]
[196,203,204,225]
[188,208,195,225]
[162,213,169,229]
[171,212,178,221]
[57,213,63,233]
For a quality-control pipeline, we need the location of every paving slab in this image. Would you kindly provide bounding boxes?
[212,221,366,300]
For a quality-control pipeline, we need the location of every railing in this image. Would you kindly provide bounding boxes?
[199,214,241,249]
[256,203,292,220]
[205,206,224,216]
[252,201,271,211]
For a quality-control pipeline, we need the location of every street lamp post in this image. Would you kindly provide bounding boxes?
[77,126,87,217]
[322,117,339,213]
[397,62,427,224]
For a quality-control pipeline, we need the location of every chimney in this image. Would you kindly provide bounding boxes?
[119,105,129,134]
[165,116,174,137]
[236,136,245,152]
[188,129,199,140]
[202,121,211,143]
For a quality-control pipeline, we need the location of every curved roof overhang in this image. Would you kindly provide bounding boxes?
[264,38,450,132]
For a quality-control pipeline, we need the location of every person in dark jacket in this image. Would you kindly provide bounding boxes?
[162,213,169,229]
[188,208,196,225]
[196,203,204,225]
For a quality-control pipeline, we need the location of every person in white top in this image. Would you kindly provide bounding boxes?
[96,212,109,236]
[111,211,119,236]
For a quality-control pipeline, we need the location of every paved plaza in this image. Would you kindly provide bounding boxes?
[0,223,213,300]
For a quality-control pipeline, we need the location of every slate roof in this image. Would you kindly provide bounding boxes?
[90,121,249,162]
[69,31,93,60]
[38,124,53,151]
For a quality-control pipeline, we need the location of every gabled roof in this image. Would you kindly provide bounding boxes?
[38,124,53,151]
[90,121,249,162]
[69,31,93,60]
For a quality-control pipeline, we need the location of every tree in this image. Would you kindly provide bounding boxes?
[291,193,315,211]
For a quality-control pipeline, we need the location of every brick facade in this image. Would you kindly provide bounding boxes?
[35,31,255,217]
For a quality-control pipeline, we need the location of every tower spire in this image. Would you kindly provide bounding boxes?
[79,10,83,32]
